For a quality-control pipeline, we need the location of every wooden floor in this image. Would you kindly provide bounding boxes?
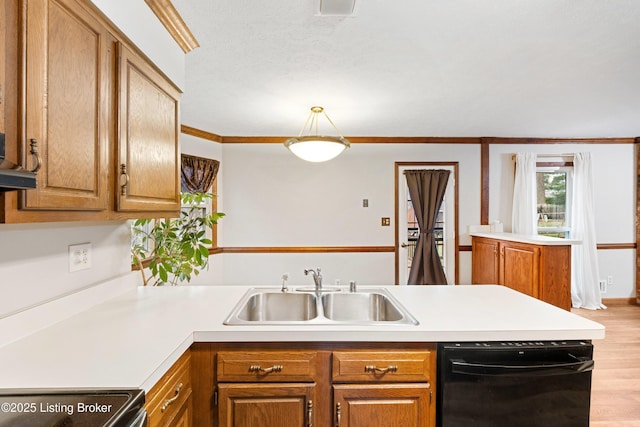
[573,303,640,426]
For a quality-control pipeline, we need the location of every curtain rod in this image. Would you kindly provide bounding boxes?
[511,153,575,160]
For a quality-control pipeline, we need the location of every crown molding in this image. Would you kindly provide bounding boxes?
[145,0,199,53]
[181,125,222,143]
[179,125,638,145]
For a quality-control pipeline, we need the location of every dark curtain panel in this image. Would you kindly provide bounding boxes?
[181,154,219,193]
[405,169,450,285]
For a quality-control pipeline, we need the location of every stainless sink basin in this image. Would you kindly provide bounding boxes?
[232,291,318,322]
[321,292,406,322]
[224,287,418,326]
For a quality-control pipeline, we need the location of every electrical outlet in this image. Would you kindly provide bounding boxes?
[381,217,390,226]
[607,275,613,285]
[362,199,369,208]
[69,243,92,272]
[599,279,607,294]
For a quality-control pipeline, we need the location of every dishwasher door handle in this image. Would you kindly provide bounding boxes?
[450,357,594,377]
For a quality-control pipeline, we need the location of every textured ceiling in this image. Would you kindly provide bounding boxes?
[173,0,640,138]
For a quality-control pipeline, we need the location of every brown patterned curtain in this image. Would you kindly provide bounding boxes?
[405,169,450,285]
[181,154,219,193]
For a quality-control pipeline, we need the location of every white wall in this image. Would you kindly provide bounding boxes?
[0,221,132,317]
[187,142,482,286]
[185,140,636,299]
[221,143,481,248]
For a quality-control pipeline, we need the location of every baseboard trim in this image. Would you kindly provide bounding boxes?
[602,297,638,306]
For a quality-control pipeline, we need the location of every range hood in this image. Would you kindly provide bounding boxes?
[0,132,39,191]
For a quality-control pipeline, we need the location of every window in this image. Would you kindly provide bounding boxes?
[536,165,572,238]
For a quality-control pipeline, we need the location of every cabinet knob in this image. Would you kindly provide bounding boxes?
[307,400,313,427]
[336,402,341,427]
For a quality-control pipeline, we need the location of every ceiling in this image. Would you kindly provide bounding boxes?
[172,0,640,138]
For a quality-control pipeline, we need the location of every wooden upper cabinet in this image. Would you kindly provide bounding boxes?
[116,44,181,213]
[21,0,110,211]
[1,0,181,222]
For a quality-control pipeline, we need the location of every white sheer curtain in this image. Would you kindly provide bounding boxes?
[571,153,605,309]
[512,153,538,235]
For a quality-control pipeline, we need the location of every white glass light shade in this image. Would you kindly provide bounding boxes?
[284,136,350,162]
[284,106,350,162]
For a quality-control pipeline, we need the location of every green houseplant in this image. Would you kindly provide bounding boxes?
[131,192,225,286]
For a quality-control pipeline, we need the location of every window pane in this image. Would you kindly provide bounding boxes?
[537,171,568,237]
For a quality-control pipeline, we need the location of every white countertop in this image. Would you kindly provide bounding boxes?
[0,285,603,392]
[470,231,581,245]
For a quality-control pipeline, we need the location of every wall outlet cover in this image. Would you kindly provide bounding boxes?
[69,243,92,272]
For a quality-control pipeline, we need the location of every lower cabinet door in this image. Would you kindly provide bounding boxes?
[333,384,431,427]
[218,383,315,427]
[501,242,540,297]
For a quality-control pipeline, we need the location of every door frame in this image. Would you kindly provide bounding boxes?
[394,162,459,285]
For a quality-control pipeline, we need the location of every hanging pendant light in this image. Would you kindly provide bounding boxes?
[284,106,350,162]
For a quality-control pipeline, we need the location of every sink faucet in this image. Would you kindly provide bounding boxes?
[304,268,322,291]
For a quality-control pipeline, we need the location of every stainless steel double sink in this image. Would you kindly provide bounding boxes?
[223,287,419,326]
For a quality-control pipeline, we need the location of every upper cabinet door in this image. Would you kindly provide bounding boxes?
[21,0,110,210]
[116,44,181,213]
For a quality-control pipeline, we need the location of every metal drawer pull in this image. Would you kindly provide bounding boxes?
[364,364,398,374]
[249,364,283,374]
[119,164,129,196]
[307,400,313,427]
[161,383,183,412]
[336,402,341,427]
[29,139,42,173]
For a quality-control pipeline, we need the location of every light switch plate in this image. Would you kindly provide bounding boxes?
[69,243,92,272]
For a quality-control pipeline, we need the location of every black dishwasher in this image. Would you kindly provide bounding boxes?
[437,341,594,427]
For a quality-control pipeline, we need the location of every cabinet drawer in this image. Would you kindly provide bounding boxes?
[332,351,432,382]
[217,351,317,382]
[146,351,192,427]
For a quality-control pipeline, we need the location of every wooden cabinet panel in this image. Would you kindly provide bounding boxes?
[217,351,317,383]
[1,0,181,223]
[218,383,314,427]
[116,44,180,213]
[471,236,571,310]
[500,242,539,298]
[146,351,193,427]
[471,237,499,284]
[21,0,109,210]
[205,345,436,427]
[334,384,431,427]
[332,351,431,383]
[538,245,572,310]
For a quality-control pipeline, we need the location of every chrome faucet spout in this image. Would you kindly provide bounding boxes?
[304,268,323,290]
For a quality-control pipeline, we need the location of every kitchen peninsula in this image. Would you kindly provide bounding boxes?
[471,231,579,310]
[0,284,603,426]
